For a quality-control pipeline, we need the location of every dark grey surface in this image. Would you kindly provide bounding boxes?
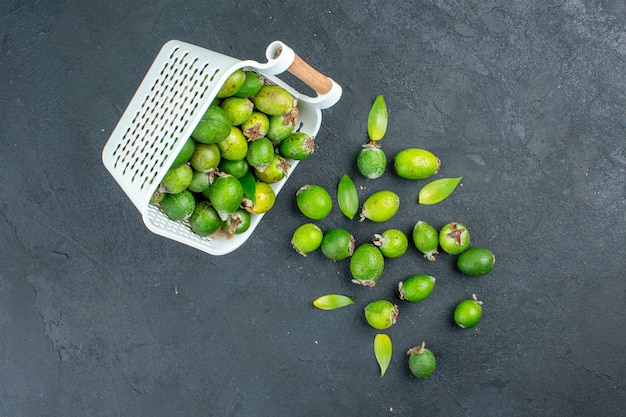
[1,1,625,416]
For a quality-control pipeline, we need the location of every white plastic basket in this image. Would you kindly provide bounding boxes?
[102,40,342,255]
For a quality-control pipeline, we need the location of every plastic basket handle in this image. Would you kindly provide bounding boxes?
[263,41,342,109]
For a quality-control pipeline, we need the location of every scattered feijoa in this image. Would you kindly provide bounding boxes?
[364,300,398,330]
[439,222,470,254]
[398,274,436,302]
[291,223,324,256]
[372,229,408,258]
[320,228,355,261]
[350,243,385,287]
[407,342,436,378]
[457,247,495,276]
[454,294,483,328]
[412,221,439,261]
[296,185,332,220]
[394,148,440,180]
[357,143,387,179]
[359,190,399,223]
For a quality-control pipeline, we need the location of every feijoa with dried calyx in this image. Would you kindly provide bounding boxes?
[350,243,385,286]
[394,148,440,180]
[359,190,399,223]
[291,223,324,256]
[337,174,359,220]
[217,127,248,161]
[190,142,221,173]
[357,143,387,179]
[160,163,193,194]
[439,222,470,254]
[296,184,333,220]
[188,201,222,237]
[150,188,165,205]
[207,174,244,220]
[398,274,436,302]
[407,342,436,378]
[159,189,196,221]
[320,228,355,261]
[241,111,270,140]
[191,104,232,144]
[216,68,246,98]
[266,108,298,142]
[254,154,291,184]
[373,229,408,259]
[454,294,483,328]
[252,84,296,116]
[364,300,398,330]
[224,208,251,235]
[242,181,275,214]
[412,221,439,261]
[279,131,315,160]
[457,247,495,276]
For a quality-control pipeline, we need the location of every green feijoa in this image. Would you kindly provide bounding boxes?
[188,201,222,237]
[159,190,196,221]
[216,69,246,98]
[217,127,248,161]
[207,175,244,220]
[457,247,495,276]
[398,274,436,302]
[254,154,291,184]
[220,97,254,126]
[372,229,408,259]
[242,181,276,215]
[359,190,399,223]
[407,342,436,378]
[241,111,270,141]
[296,184,332,220]
[454,295,483,328]
[394,148,441,180]
[357,143,387,179]
[234,70,264,98]
[224,208,251,235]
[350,243,385,287]
[218,158,249,179]
[191,104,232,144]
[291,223,324,256]
[187,170,211,193]
[439,222,470,254]
[160,163,193,194]
[320,228,355,261]
[412,221,439,261]
[252,85,296,116]
[190,143,221,173]
[150,188,165,205]
[364,300,398,330]
[279,132,315,160]
[171,137,196,167]
[246,137,274,171]
[266,109,298,142]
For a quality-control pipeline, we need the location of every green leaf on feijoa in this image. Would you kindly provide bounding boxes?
[239,171,257,204]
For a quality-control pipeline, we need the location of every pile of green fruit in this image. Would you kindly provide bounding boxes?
[292,96,496,379]
[150,69,317,237]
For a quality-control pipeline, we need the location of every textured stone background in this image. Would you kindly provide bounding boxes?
[1,1,624,416]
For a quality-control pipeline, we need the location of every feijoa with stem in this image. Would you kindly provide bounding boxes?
[241,111,270,141]
[407,342,436,378]
[372,229,408,258]
[357,143,387,179]
[242,181,275,214]
[254,154,291,184]
[266,108,298,142]
[454,294,483,328]
[320,228,355,261]
[398,274,436,302]
[457,247,495,276]
[412,221,439,261]
[224,208,251,235]
[349,243,385,287]
[364,300,398,330]
[291,223,324,256]
[207,174,244,220]
[439,222,470,254]
[246,137,274,172]
[279,132,315,160]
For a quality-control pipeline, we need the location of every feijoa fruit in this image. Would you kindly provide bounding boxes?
[357,143,387,179]
[457,247,495,276]
[291,223,324,256]
[296,185,332,220]
[454,294,483,328]
[412,221,439,261]
[407,342,436,378]
[372,229,408,258]
[439,222,470,254]
[359,190,399,223]
[398,274,436,302]
[320,228,355,261]
[364,300,398,330]
[349,243,385,287]
[394,148,440,180]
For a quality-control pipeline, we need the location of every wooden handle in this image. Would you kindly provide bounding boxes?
[275,48,334,95]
